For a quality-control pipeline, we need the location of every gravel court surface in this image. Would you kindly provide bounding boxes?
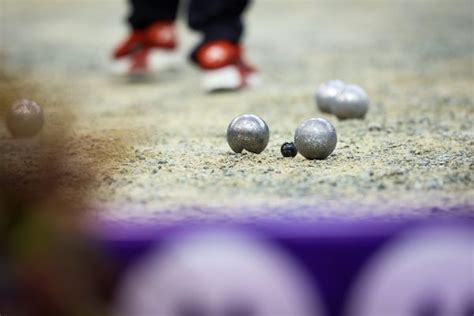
[0,0,473,223]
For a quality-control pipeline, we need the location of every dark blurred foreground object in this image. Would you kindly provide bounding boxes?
[6,99,44,138]
[0,159,114,316]
[0,69,125,315]
[0,122,113,316]
[0,215,112,316]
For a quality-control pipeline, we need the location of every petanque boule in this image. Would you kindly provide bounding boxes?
[227,114,270,154]
[315,80,346,113]
[330,84,369,120]
[280,142,298,158]
[294,118,337,160]
[6,99,44,138]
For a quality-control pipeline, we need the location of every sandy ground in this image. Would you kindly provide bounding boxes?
[0,0,473,223]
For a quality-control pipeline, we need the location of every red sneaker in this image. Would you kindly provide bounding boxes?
[144,22,177,50]
[111,22,178,76]
[195,40,261,92]
[112,30,145,59]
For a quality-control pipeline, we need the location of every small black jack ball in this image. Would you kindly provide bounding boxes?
[280,142,297,158]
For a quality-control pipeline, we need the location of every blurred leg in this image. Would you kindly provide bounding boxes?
[187,0,251,44]
[128,0,180,30]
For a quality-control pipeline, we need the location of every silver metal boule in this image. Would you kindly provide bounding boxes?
[316,80,346,113]
[294,118,337,160]
[6,99,44,138]
[330,84,369,120]
[227,114,270,154]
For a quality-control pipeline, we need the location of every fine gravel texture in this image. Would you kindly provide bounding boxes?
[0,0,473,223]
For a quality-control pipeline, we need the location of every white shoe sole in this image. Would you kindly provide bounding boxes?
[148,50,183,72]
[110,50,182,77]
[110,58,137,76]
[202,65,262,93]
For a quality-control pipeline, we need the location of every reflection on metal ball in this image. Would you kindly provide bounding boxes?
[227,114,269,154]
[294,118,337,160]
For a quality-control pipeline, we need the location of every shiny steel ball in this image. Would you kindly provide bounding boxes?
[6,99,44,138]
[330,84,369,120]
[294,118,337,160]
[281,142,297,158]
[315,80,346,113]
[227,114,269,154]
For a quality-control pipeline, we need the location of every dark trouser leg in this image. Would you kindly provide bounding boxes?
[128,0,180,30]
[187,0,251,44]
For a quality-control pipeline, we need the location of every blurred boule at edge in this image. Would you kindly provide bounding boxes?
[316,80,346,113]
[330,84,369,120]
[6,99,44,138]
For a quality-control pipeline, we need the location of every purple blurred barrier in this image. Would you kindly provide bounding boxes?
[96,218,474,316]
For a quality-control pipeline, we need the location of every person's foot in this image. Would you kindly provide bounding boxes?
[111,22,178,76]
[194,40,261,92]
